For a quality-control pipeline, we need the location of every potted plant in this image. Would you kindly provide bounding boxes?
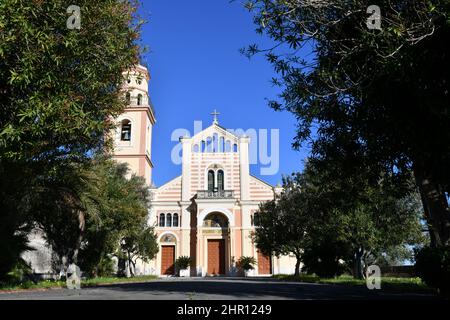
[237,256,257,277]
[175,256,192,277]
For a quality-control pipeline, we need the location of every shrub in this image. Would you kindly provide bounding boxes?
[237,256,257,272]
[415,246,450,295]
[174,256,191,270]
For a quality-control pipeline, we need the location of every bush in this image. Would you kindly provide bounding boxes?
[174,256,191,270]
[0,259,34,286]
[237,256,257,272]
[415,246,450,295]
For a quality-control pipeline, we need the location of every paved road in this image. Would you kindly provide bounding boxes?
[0,277,440,300]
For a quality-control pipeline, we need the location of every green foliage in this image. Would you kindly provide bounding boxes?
[237,256,257,272]
[415,246,450,295]
[175,256,192,270]
[0,0,143,279]
[76,157,158,277]
[254,161,426,279]
[243,0,450,246]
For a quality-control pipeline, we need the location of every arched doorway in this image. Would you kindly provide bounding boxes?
[159,233,177,275]
[202,212,229,275]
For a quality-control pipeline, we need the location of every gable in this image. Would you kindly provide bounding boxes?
[152,176,182,201]
[249,175,274,201]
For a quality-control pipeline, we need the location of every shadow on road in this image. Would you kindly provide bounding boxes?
[84,278,439,300]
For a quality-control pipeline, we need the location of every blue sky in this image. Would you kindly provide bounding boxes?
[139,0,309,186]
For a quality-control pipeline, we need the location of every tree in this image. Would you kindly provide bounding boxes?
[79,158,158,277]
[119,226,159,277]
[33,157,158,278]
[0,0,143,279]
[254,160,425,278]
[253,173,311,276]
[242,0,450,246]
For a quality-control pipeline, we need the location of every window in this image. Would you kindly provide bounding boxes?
[173,213,179,227]
[166,213,172,227]
[208,170,215,192]
[217,170,224,191]
[225,140,231,152]
[120,120,131,141]
[201,140,206,152]
[233,143,238,152]
[213,133,218,152]
[159,214,165,227]
[125,92,131,105]
[220,137,225,152]
[253,213,261,227]
[193,144,199,153]
[137,94,143,105]
[206,136,212,152]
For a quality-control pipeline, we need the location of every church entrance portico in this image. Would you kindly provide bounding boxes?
[197,211,232,276]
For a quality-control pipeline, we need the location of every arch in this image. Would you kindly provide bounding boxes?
[233,143,238,152]
[192,144,199,153]
[206,136,213,152]
[157,231,180,243]
[172,213,179,227]
[204,163,226,191]
[201,140,206,152]
[203,212,229,228]
[166,213,172,227]
[207,170,215,192]
[225,140,231,152]
[159,213,165,227]
[220,137,225,152]
[217,170,224,191]
[120,119,131,141]
[213,133,218,152]
[197,208,234,227]
[125,92,131,105]
[137,93,143,105]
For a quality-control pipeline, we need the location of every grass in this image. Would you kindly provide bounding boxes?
[0,275,158,292]
[273,274,435,294]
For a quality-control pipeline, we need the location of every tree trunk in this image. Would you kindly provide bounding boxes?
[71,210,85,265]
[117,258,126,277]
[294,254,301,276]
[128,252,135,277]
[413,161,450,247]
[353,247,364,279]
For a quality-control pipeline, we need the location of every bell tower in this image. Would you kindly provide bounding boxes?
[112,65,155,186]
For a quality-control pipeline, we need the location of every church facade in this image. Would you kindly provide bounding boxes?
[113,65,296,276]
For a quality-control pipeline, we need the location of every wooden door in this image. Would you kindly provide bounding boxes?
[257,251,272,275]
[161,245,175,275]
[207,239,225,275]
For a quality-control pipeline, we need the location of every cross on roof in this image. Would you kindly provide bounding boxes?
[211,109,220,124]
